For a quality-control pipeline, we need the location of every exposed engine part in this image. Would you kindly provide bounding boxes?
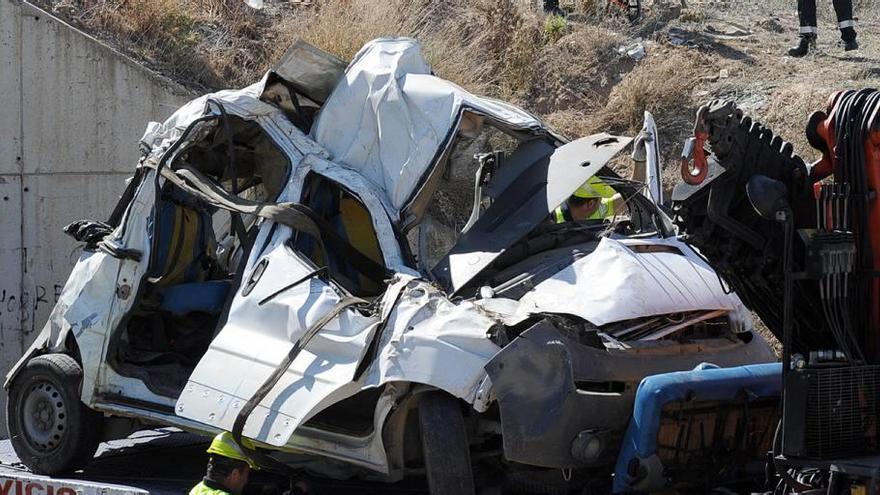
[597,310,733,342]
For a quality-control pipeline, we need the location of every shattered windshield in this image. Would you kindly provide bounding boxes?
[410,120,657,279]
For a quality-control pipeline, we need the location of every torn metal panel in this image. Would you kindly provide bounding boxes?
[176,225,380,446]
[638,111,663,205]
[517,236,751,328]
[363,279,502,403]
[281,383,405,474]
[139,79,326,169]
[432,134,633,293]
[485,320,775,468]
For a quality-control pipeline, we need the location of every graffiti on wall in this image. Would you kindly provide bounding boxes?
[0,244,83,348]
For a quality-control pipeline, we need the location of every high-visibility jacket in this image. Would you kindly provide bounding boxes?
[189,480,231,495]
[553,197,616,223]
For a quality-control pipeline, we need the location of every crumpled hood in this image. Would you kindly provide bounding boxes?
[513,236,751,328]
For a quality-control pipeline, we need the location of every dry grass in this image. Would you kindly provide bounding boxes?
[596,49,708,133]
[40,0,680,141]
[282,0,552,98]
[34,0,760,159]
[36,0,880,199]
[754,84,831,162]
[40,0,285,90]
[275,0,406,62]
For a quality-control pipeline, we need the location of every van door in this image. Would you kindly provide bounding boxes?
[175,180,389,447]
[68,167,158,404]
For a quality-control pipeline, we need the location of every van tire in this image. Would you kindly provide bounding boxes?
[418,391,475,495]
[7,354,103,475]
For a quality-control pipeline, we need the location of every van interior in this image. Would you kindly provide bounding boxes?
[108,114,391,399]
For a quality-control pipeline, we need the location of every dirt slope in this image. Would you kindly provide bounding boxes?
[34,0,880,183]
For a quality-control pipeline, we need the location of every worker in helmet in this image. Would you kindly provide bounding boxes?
[190,432,259,495]
[554,176,624,223]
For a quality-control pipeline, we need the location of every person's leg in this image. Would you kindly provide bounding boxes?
[832,0,858,49]
[798,0,818,36]
[543,0,559,13]
[789,0,817,56]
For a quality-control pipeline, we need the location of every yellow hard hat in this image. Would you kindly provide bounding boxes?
[572,176,615,199]
[207,432,259,470]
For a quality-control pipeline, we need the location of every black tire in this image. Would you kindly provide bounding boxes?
[418,392,475,495]
[7,354,103,475]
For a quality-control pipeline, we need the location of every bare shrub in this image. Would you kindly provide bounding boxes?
[276,0,407,61]
[595,49,708,134]
[524,25,628,115]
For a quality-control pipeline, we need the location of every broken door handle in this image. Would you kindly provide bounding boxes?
[97,240,143,261]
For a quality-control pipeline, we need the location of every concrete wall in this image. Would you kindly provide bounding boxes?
[0,0,192,436]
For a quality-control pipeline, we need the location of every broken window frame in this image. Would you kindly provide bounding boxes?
[99,108,303,403]
[286,172,390,298]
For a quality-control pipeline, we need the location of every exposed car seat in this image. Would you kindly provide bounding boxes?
[150,189,217,286]
[295,178,385,296]
[158,280,231,316]
[116,189,231,397]
[148,188,233,315]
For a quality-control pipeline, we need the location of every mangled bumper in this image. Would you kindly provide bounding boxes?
[484,320,775,469]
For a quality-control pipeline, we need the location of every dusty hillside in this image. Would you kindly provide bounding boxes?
[35,0,880,183]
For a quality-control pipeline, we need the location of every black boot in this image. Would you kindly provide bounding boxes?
[841,27,859,51]
[788,34,816,57]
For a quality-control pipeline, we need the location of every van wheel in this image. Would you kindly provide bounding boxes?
[418,392,475,495]
[7,354,103,475]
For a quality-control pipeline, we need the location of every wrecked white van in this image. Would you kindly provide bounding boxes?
[4,39,774,493]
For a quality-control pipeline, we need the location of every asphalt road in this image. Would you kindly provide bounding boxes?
[0,428,430,494]
[0,428,208,494]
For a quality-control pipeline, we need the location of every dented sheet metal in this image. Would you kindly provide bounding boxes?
[178,266,501,448]
[139,76,327,166]
[517,237,750,328]
[311,38,555,214]
[363,278,502,403]
[176,226,379,446]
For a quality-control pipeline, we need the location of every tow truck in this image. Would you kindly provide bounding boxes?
[670,89,880,494]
